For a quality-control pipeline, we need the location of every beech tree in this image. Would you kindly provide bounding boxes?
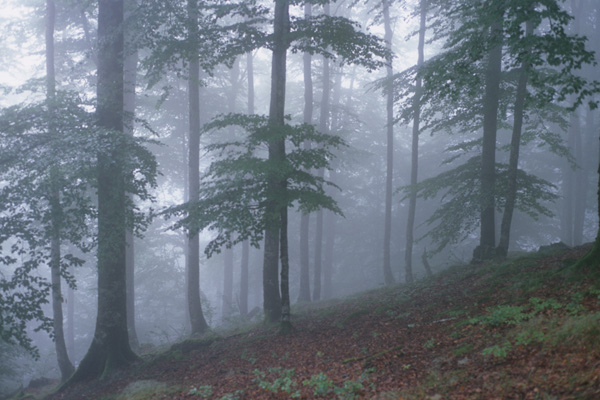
[394,0,598,260]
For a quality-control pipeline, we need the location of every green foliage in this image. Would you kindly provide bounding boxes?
[400,157,557,253]
[253,367,301,398]
[0,89,157,355]
[303,372,334,397]
[188,385,213,398]
[468,305,531,327]
[289,15,391,72]
[164,114,345,257]
[482,342,511,359]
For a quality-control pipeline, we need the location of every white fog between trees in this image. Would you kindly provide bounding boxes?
[0,0,599,392]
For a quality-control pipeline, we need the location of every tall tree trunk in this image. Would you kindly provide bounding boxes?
[279,205,292,333]
[298,2,313,303]
[222,248,234,319]
[46,0,74,383]
[473,6,503,263]
[404,0,427,283]
[66,267,75,358]
[313,3,331,302]
[222,59,239,320]
[187,0,209,335]
[66,0,138,383]
[124,0,139,349]
[497,18,533,258]
[239,52,254,317]
[382,0,395,284]
[263,0,289,324]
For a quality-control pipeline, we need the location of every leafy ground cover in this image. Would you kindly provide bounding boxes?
[28,244,600,399]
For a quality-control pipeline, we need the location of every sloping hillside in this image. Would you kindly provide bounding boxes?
[33,244,600,399]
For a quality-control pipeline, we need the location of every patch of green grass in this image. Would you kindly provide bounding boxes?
[253,367,300,398]
[452,343,474,357]
[188,385,213,398]
[468,305,531,327]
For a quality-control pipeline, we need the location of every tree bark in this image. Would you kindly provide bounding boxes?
[187,0,209,335]
[46,0,74,383]
[66,0,138,383]
[239,52,254,317]
[497,18,533,258]
[124,0,139,349]
[404,0,427,283]
[382,0,395,284]
[263,0,289,323]
[313,3,331,302]
[222,248,234,319]
[473,5,503,263]
[298,2,312,304]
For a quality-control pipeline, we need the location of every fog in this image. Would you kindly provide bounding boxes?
[0,0,598,393]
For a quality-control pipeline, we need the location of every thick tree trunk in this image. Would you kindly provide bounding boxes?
[46,0,74,383]
[473,7,503,263]
[66,0,138,383]
[263,0,289,323]
[298,2,313,304]
[382,0,395,284]
[497,18,533,258]
[404,0,427,283]
[187,0,209,335]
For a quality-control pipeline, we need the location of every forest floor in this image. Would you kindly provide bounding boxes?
[32,244,600,399]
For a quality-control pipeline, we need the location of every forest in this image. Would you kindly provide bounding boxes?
[0,0,599,398]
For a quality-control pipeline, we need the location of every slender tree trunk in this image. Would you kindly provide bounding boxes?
[263,0,289,323]
[382,0,395,284]
[404,0,427,283]
[473,6,503,263]
[222,60,239,321]
[46,0,74,383]
[66,0,138,383]
[187,0,209,335]
[239,52,254,317]
[66,267,75,358]
[123,1,139,349]
[313,3,331,301]
[497,18,533,258]
[279,206,292,333]
[298,2,313,303]
[322,63,342,299]
[222,248,234,319]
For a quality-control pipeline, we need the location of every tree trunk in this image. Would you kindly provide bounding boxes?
[66,0,138,383]
[239,52,254,317]
[187,0,209,335]
[382,0,395,284]
[222,248,234,319]
[279,205,292,333]
[124,1,139,349]
[313,3,331,301]
[404,0,427,283]
[66,267,75,358]
[497,18,533,258]
[46,0,74,383]
[263,0,289,324]
[222,60,239,321]
[473,6,503,263]
[298,2,313,304]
